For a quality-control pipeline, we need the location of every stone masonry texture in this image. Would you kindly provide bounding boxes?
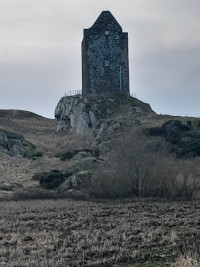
[82,11,130,96]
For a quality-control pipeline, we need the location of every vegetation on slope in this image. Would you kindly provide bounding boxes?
[147,119,200,158]
[1,105,200,266]
[90,132,200,199]
[32,170,66,189]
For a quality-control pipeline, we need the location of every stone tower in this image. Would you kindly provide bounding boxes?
[82,11,130,96]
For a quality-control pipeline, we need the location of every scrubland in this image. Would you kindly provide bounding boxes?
[1,110,200,266]
[1,199,200,267]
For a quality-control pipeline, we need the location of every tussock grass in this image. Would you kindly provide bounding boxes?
[175,256,200,267]
[1,199,200,266]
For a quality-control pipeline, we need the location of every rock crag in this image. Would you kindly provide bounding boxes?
[55,95,99,134]
[55,94,154,153]
[0,129,36,157]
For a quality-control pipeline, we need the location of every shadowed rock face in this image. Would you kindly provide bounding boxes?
[0,129,35,157]
[55,94,153,132]
[55,94,154,153]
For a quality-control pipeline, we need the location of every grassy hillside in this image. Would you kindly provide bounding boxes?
[0,109,90,199]
[1,105,200,200]
[1,105,200,266]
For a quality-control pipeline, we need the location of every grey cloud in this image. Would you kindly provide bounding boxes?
[0,59,81,118]
[133,45,200,116]
[0,0,200,117]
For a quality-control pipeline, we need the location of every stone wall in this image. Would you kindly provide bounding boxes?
[82,11,129,96]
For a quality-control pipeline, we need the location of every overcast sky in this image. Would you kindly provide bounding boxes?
[0,0,200,118]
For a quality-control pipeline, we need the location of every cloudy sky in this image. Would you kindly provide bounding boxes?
[0,0,200,118]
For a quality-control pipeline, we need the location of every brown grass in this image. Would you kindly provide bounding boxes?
[0,112,91,200]
[1,199,200,266]
[175,256,200,267]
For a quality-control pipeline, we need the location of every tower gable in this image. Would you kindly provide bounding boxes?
[85,11,122,35]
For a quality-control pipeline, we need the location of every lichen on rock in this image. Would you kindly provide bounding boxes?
[55,95,99,133]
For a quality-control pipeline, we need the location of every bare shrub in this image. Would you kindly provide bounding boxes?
[175,255,200,267]
[171,159,200,199]
[90,164,133,198]
[91,133,200,199]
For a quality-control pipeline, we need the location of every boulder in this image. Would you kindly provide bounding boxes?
[97,142,110,153]
[57,170,91,193]
[9,139,24,156]
[107,122,121,134]
[73,151,92,160]
[0,129,36,157]
[66,156,97,174]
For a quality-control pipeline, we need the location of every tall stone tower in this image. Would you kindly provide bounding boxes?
[82,11,130,96]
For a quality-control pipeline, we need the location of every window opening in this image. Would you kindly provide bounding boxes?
[105,60,109,66]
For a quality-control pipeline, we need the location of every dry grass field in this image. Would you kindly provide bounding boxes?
[1,199,200,267]
[0,110,90,200]
[1,109,200,266]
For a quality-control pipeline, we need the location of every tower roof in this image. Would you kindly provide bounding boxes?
[85,11,122,35]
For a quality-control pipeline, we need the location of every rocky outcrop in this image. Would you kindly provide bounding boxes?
[57,170,91,193]
[0,129,36,157]
[66,155,97,174]
[56,151,98,193]
[55,94,153,132]
[55,95,99,134]
[55,94,154,153]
